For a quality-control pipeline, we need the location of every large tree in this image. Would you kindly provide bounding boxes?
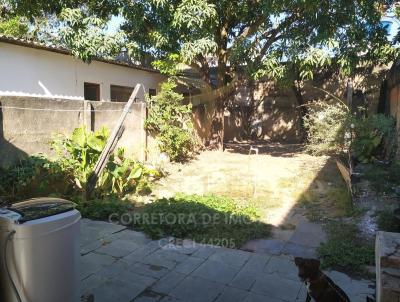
[4,0,397,146]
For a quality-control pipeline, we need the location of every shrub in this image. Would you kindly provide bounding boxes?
[145,80,198,162]
[52,126,161,198]
[304,101,396,162]
[351,114,396,163]
[304,101,350,155]
[132,194,271,248]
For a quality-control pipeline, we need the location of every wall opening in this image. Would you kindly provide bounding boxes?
[84,82,100,101]
[110,84,134,102]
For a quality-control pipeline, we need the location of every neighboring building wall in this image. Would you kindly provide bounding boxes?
[0,42,166,101]
[0,95,148,167]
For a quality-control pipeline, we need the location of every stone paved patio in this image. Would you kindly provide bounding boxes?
[80,219,374,302]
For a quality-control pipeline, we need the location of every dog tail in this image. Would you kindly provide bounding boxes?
[366,296,375,302]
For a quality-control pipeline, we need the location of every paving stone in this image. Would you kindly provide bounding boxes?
[114,269,157,288]
[191,245,220,259]
[281,242,317,258]
[133,290,164,302]
[161,239,200,255]
[241,253,272,273]
[209,248,251,267]
[97,260,131,279]
[251,273,302,301]
[95,239,142,258]
[243,292,284,302]
[90,279,144,302]
[174,256,205,274]
[122,241,162,264]
[264,255,299,281]
[191,259,241,284]
[214,286,249,302]
[80,219,126,246]
[140,250,188,270]
[229,268,263,290]
[130,262,170,279]
[288,221,327,248]
[81,252,116,280]
[159,296,181,302]
[108,229,151,245]
[169,276,224,302]
[151,271,187,294]
[81,274,107,293]
[81,240,105,255]
[241,239,285,255]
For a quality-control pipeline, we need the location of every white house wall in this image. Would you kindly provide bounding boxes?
[0,42,165,101]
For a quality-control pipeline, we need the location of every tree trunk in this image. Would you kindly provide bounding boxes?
[291,81,307,141]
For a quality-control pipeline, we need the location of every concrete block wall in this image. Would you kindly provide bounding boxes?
[0,95,148,167]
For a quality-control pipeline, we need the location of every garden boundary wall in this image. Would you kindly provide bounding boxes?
[0,95,149,167]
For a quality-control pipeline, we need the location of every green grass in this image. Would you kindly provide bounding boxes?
[318,221,374,274]
[75,197,133,221]
[132,194,272,249]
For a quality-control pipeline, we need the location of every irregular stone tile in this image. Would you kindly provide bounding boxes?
[151,271,187,294]
[264,256,299,281]
[214,286,249,302]
[133,290,164,302]
[161,239,199,255]
[159,296,181,302]
[243,292,284,302]
[288,221,327,248]
[95,239,142,258]
[80,219,126,246]
[97,260,131,279]
[251,273,302,301]
[241,239,285,255]
[191,259,241,284]
[140,250,188,270]
[209,249,251,267]
[281,242,317,258]
[174,256,205,275]
[81,274,107,293]
[90,279,144,302]
[130,262,170,279]
[122,241,162,264]
[114,269,157,288]
[80,252,116,280]
[169,276,224,302]
[241,253,272,273]
[81,240,105,255]
[191,245,220,259]
[230,268,263,290]
[108,229,151,245]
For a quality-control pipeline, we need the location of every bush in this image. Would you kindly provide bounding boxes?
[304,101,350,155]
[52,126,161,198]
[145,80,198,162]
[304,101,396,162]
[132,194,271,248]
[0,127,161,202]
[351,114,396,163]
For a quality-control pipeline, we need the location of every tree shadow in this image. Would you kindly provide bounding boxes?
[132,195,273,249]
[0,101,28,168]
[224,141,303,158]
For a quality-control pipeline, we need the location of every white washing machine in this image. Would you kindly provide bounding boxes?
[0,198,81,302]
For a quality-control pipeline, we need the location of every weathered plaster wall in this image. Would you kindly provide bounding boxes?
[0,42,166,101]
[0,95,148,167]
